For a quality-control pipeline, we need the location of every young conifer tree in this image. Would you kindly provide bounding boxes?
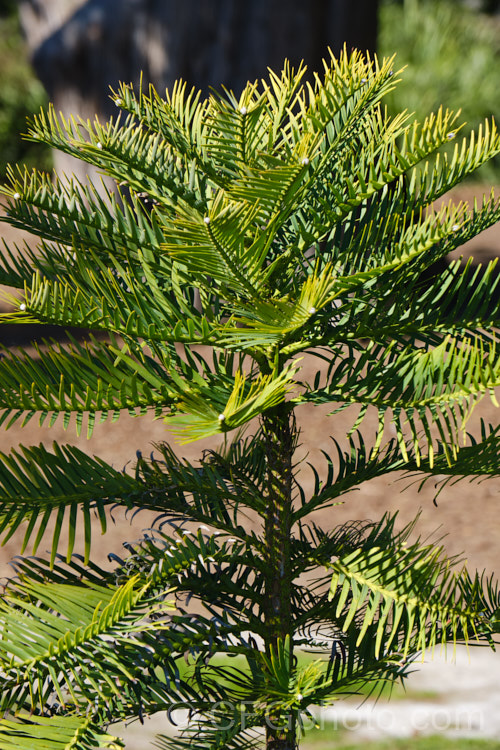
[0,49,499,750]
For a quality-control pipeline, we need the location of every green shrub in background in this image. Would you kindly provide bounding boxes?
[0,50,500,750]
[0,5,51,181]
[380,0,500,181]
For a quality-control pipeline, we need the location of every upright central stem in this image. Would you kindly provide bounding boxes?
[262,404,296,750]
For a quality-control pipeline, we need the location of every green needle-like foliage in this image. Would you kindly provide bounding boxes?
[0,48,499,750]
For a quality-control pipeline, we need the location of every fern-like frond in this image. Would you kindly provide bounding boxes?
[122,525,266,633]
[136,437,268,524]
[218,265,338,348]
[155,723,263,750]
[0,443,144,565]
[0,560,212,724]
[400,420,500,497]
[0,256,214,345]
[328,535,499,660]
[113,78,210,169]
[24,105,207,211]
[293,433,402,521]
[308,106,465,230]
[165,365,298,443]
[271,119,499,288]
[0,168,167,278]
[302,50,402,166]
[0,336,178,435]
[161,199,264,297]
[300,334,500,464]
[415,119,500,206]
[0,714,122,750]
[328,256,500,349]
[0,576,151,712]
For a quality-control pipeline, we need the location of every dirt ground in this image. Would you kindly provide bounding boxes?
[0,185,499,582]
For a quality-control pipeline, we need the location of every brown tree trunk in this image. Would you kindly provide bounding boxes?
[19,0,379,179]
[262,405,297,750]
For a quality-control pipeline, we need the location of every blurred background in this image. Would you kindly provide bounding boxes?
[2,0,500,181]
[1,2,500,748]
